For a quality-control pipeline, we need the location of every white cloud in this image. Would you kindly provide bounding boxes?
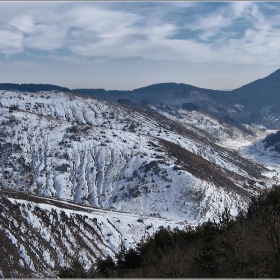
[9,15,34,33]
[0,30,23,54]
[230,2,254,17]
[191,14,232,33]
[0,2,279,67]
[23,24,66,51]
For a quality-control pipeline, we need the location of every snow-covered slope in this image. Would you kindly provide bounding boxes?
[0,90,263,176]
[150,104,259,142]
[0,90,265,222]
[0,190,186,278]
[0,89,269,277]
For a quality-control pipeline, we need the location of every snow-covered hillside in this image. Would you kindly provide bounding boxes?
[0,89,270,277]
[150,105,260,142]
[0,90,265,222]
[0,190,186,278]
[0,90,264,176]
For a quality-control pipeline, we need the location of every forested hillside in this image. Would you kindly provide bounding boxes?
[73,68,280,128]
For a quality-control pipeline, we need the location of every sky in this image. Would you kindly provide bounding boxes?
[0,1,280,90]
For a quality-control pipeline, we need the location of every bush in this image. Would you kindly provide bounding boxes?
[93,256,116,277]
[67,125,79,133]
[9,105,19,111]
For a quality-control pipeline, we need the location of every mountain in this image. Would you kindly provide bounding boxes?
[0,83,70,93]
[73,69,280,111]
[0,90,264,218]
[73,83,228,114]
[0,86,277,277]
[230,69,280,110]
[73,68,280,128]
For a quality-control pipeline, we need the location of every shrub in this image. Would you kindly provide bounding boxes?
[67,125,79,133]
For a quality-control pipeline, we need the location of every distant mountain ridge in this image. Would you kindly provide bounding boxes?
[73,69,280,110]
[230,68,280,110]
[75,69,280,107]
[0,83,70,93]
[0,68,279,127]
[1,68,279,114]
[73,82,225,105]
[73,68,280,128]
[1,68,279,109]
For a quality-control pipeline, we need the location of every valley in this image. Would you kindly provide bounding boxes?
[220,130,280,185]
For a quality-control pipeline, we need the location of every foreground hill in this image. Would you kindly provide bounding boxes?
[0,190,185,277]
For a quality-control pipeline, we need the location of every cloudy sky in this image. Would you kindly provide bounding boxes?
[0,1,280,90]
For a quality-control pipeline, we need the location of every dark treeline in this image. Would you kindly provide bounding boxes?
[59,185,280,278]
[0,83,70,93]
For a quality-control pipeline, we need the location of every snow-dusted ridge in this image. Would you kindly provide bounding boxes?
[150,104,259,143]
[0,90,264,176]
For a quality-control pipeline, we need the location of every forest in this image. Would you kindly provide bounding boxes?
[0,83,70,93]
